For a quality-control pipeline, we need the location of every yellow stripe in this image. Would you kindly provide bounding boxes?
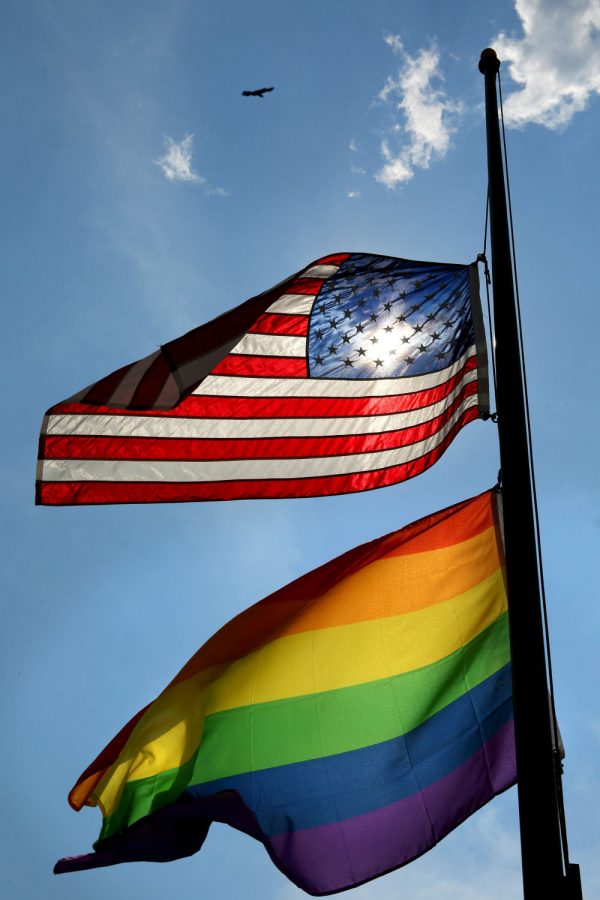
[204,568,507,713]
[93,667,222,818]
[171,524,502,692]
[94,568,507,811]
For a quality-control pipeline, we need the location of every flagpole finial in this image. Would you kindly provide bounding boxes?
[479,48,500,74]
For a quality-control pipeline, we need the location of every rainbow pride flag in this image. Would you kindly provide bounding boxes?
[55,490,515,894]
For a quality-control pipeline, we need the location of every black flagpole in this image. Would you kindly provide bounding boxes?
[478,48,582,898]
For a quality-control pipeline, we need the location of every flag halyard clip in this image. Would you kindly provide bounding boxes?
[476,252,492,285]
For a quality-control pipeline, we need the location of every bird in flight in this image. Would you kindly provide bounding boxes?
[242,87,274,98]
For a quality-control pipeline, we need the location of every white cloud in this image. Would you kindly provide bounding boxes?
[347,190,361,199]
[348,139,366,176]
[383,32,404,55]
[375,38,462,189]
[155,133,205,183]
[491,0,600,129]
[154,134,230,196]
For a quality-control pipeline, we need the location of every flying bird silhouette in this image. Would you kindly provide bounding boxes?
[242,87,274,98]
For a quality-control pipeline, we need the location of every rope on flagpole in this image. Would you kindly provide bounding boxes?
[479,188,498,404]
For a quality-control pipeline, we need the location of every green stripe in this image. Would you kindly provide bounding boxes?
[100,613,509,841]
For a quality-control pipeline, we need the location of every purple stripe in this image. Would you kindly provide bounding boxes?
[267,719,516,895]
[55,722,516,895]
[54,791,264,874]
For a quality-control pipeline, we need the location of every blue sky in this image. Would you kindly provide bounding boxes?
[2,1,600,897]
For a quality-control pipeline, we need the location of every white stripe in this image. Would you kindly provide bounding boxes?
[41,395,477,483]
[175,344,246,394]
[266,294,315,315]
[195,348,478,399]
[45,371,476,441]
[301,264,339,278]
[231,333,306,358]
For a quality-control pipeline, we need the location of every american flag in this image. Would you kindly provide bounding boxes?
[36,252,489,505]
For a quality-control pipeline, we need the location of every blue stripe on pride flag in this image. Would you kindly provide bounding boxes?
[186,663,513,836]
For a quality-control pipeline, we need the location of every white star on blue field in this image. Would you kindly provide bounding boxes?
[308,255,472,378]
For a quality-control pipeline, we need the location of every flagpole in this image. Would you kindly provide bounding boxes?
[478,48,580,898]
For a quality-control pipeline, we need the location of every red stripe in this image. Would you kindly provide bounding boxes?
[190,360,477,418]
[38,408,478,505]
[55,256,344,412]
[129,352,171,409]
[313,253,351,267]
[212,355,308,378]
[163,267,309,368]
[247,313,309,337]
[43,386,478,462]
[49,357,477,421]
[285,278,324,295]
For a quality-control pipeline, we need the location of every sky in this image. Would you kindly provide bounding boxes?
[2,0,600,897]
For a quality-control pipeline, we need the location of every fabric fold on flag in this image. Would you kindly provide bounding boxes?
[37,252,489,505]
[55,490,515,895]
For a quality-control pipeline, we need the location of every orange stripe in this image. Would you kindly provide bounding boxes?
[382,490,494,557]
[271,529,501,638]
[172,493,498,686]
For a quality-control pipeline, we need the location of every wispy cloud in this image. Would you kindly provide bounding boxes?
[375,35,462,189]
[492,0,600,129]
[347,190,361,199]
[155,133,230,197]
[348,138,366,186]
[383,33,404,55]
[155,133,205,183]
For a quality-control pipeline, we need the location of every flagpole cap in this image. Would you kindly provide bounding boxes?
[478,48,500,74]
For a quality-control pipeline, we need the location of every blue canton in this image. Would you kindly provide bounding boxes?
[307,254,474,379]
